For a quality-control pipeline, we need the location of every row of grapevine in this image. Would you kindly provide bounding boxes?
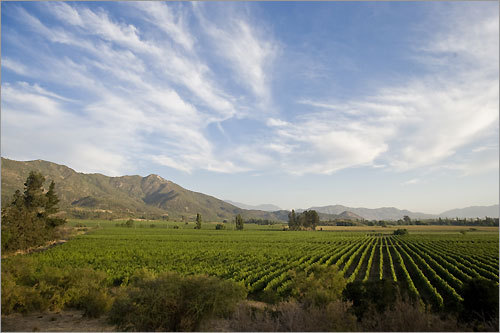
[363,240,378,282]
[429,242,498,281]
[404,242,463,291]
[399,241,463,303]
[384,237,397,282]
[347,238,375,283]
[340,237,373,276]
[411,241,473,282]
[395,240,444,309]
[387,237,418,298]
[379,238,384,280]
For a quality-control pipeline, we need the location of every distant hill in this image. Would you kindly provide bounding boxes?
[3,158,495,222]
[439,205,499,218]
[337,211,365,220]
[224,200,281,212]
[303,204,435,221]
[1,158,286,222]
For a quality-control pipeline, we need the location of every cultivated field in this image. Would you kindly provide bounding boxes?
[17,220,499,310]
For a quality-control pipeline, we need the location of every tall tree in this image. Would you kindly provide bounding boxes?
[1,171,66,252]
[288,209,297,230]
[235,214,244,230]
[195,213,202,229]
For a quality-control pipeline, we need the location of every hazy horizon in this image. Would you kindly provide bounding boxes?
[1,2,498,214]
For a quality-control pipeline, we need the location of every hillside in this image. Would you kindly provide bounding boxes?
[1,158,285,221]
[439,205,499,218]
[304,204,435,221]
[224,200,282,212]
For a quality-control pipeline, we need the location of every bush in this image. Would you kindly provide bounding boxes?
[343,279,400,320]
[215,224,226,230]
[460,278,499,328]
[288,264,346,307]
[224,300,357,332]
[393,228,408,235]
[1,258,112,318]
[108,272,247,331]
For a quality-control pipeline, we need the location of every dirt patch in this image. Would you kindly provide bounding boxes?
[1,310,116,332]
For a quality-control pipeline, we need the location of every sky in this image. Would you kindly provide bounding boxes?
[1,1,498,214]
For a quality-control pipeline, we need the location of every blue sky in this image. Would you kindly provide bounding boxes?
[1,1,498,214]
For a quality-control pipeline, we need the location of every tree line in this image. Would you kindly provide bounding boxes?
[288,209,319,230]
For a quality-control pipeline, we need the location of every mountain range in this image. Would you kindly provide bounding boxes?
[1,158,497,221]
[1,158,288,221]
[224,200,282,212]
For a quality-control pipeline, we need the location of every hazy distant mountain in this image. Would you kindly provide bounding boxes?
[303,204,435,221]
[1,158,286,221]
[224,200,281,212]
[439,205,499,218]
[337,211,365,220]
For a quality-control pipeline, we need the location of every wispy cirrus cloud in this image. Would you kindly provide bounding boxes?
[2,2,257,175]
[1,2,497,181]
[260,4,498,175]
[193,3,278,111]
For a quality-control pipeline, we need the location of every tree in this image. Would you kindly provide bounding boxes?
[403,215,411,225]
[1,171,66,252]
[235,214,244,230]
[195,213,202,229]
[289,210,319,231]
[288,209,297,230]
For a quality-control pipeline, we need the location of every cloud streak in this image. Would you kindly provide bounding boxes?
[1,2,497,181]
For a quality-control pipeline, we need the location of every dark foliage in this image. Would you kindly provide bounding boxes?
[460,278,499,328]
[288,209,319,230]
[235,214,244,230]
[343,279,400,320]
[1,172,66,252]
[393,228,408,235]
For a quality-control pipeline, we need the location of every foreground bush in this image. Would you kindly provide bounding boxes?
[1,257,112,317]
[288,264,346,307]
[343,279,400,320]
[460,278,499,331]
[108,272,247,331]
[224,300,357,332]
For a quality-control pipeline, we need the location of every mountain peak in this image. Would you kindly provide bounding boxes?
[145,174,167,182]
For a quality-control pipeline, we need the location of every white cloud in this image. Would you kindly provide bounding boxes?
[402,178,420,186]
[2,2,497,179]
[131,1,195,51]
[282,5,499,175]
[2,58,29,75]
[194,4,277,108]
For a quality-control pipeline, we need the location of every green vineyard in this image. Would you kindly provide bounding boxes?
[19,225,499,310]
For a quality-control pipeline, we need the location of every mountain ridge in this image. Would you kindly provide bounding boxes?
[1,158,284,221]
[2,158,497,221]
[224,200,282,212]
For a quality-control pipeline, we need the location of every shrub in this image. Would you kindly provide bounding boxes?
[393,228,408,235]
[215,224,226,230]
[1,258,112,318]
[460,278,499,328]
[108,272,247,331]
[343,279,400,320]
[223,300,357,332]
[288,264,346,308]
